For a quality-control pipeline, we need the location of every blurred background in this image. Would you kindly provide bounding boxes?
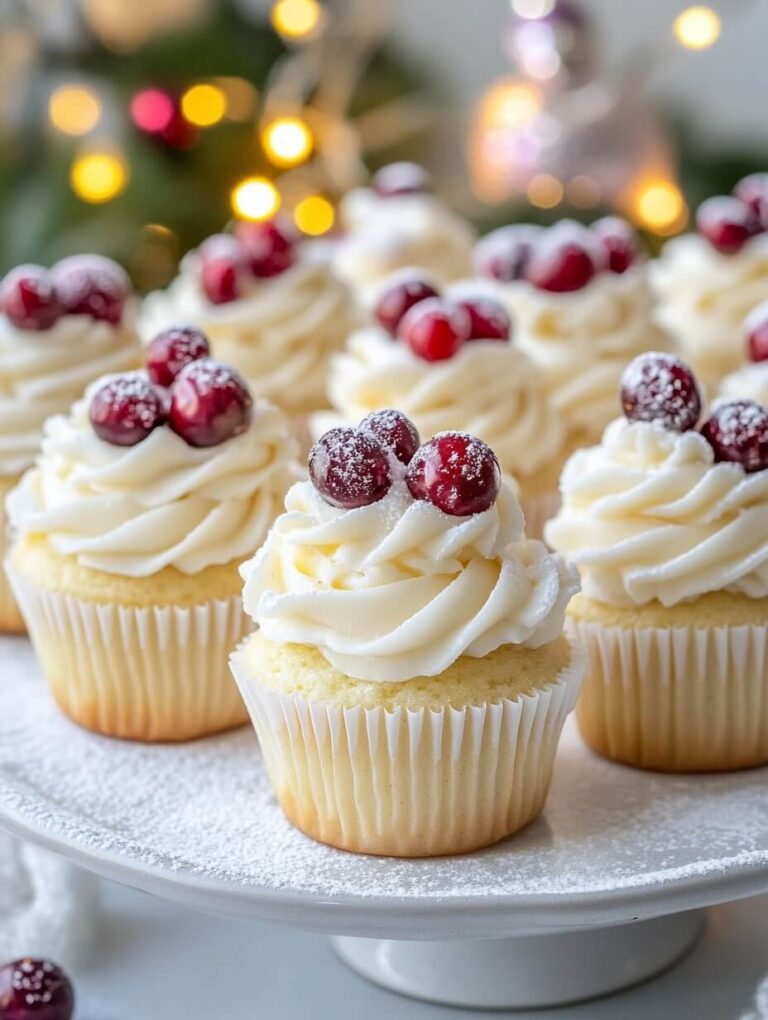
[0,0,762,287]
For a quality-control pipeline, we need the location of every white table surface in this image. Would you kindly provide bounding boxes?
[67,879,768,1019]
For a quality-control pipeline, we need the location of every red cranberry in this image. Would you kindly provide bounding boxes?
[90,375,166,447]
[375,276,440,337]
[696,196,760,254]
[53,255,129,325]
[372,162,432,197]
[398,298,470,362]
[621,352,702,433]
[360,409,420,465]
[169,359,252,448]
[201,257,240,305]
[734,173,768,223]
[525,238,597,293]
[458,296,511,341]
[0,266,62,331]
[746,303,768,363]
[406,432,501,516]
[701,401,768,473]
[593,217,639,274]
[234,220,294,278]
[0,958,74,1020]
[146,326,211,387]
[309,427,391,508]
[473,225,542,282]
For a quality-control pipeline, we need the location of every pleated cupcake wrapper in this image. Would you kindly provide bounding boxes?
[520,489,561,543]
[6,560,250,742]
[571,618,768,772]
[230,638,586,858]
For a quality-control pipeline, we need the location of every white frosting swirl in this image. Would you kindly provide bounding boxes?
[545,418,768,608]
[719,362,768,407]
[495,268,669,443]
[313,324,565,481]
[0,312,140,478]
[139,255,355,417]
[651,233,768,386]
[241,475,579,682]
[8,379,298,577]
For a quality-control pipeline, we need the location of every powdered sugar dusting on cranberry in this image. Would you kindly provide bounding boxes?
[89,374,166,447]
[309,427,392,508]
[621,352,702,433]
[359,409,420,464]
[701,400,768,473]
[0,957,74,1019]
[53,255,129,325]
[406,431,500,516]
[168,359,253,448]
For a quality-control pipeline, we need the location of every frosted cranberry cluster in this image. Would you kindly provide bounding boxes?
[695,173,768,254]
[745,303,768,364]
[475,216,639,293]
[197,219,295,305]
[89,326,252,449]
[0,956,74,1020]
[0,256,129,331]
[374,275,511,363]
[621,351,768,473]
[309,409,501,517]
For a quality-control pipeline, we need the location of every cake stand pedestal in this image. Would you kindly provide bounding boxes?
[1,637,767,1010]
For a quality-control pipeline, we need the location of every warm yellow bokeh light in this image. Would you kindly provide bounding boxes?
[527,173,564,209]
[214,77,258,121]
[480,80,542,132]
[232,176,280,221]
[294,195,335,236]
[270,0,322,39]
[49,85,102,136]
[634,180,688,234]
[262,116,314,168]
[181,84,228,128]
[567,175,602,208]
[673,6,721,50]
[70,151,128,203]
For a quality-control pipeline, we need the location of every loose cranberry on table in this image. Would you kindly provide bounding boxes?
[90,375,166,447]
[473,225,542,283]
[733,173,768,222]
[407,431,501,516]
[146,326,211,387]
[371,162,432,197]
[360,409,420,465]
[0,265,62,331]
[169,359,252,448]
[621,352,702,433]
[375,276,440,337]
[458,296,511,341]
[398,298,470,362]
[0,958,74,1020]
[592,217,639,275]
[701,401,768,473]
[524,237,597,293]
[309,426,392,508]
[696,196,760,254]
[53,255,129,325]
[746,303,768,363]
[234,219,294,278]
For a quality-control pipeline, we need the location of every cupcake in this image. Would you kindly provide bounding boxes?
[231,417,583,857]
[718,301,768,405]
[652,180,768,389]
[476,218,670,448]
[332,162,476,309]
[140,219,355,422]
[546,351,768,773]
[0,257,141,633]
[6,327,298,742]
[313,271,567,537]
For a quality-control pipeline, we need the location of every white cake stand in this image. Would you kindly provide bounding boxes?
[2,637,768,1010]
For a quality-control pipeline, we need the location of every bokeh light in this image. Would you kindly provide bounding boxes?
[271,0,323,39]
[181,84,228,128]
[262,116,314,168]
[294,195,335,235]
[232,176,280,221]
[479,80,542,132]
[633,179,688,234]
[527,173,564,209]
[673,6,721,50]
[130,89,175,134]
[49,85,102,136]
[511,0,556,19]
[70,150,129,204]
[214,78,258,121]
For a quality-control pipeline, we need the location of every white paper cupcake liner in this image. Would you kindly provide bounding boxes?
[231,637,585,857]
[521,489,561,542]
[571,618,768,772]
[6,560,250,742]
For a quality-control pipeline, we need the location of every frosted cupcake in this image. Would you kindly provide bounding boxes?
[314,271,567,536]
[332,162,476,309]
[476,218,669,447]
[719,301,768,405]
[652,180,768,389]
[7,328,298,742]
[546,351,768,772]
[140,219,355,421]
[0,257,141,633]
[231,417,583,857]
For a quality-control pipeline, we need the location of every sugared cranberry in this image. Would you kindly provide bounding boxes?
[473,225,542,282]
[701,401,768,473]
[375,276,440,336]
[53,255,129,325]
[169,359,252,448]
[593,217,639,274]
[0,958,74,1020]
[309,427,391,508]
[360,409,420,465]
[146,326,211,387]
[746,302,768,363]
[458,296,511,341]
[201,256,240,305]
[734,173,768,223]
[90,375,166,447]
[696,196,760,254]
[234,220,294,278]
[398,298,470,362]
[406,432,500,516]
[0,266,62,331]
[525,238,597,293]
[621,352,702,433]
[372,162,432,197]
